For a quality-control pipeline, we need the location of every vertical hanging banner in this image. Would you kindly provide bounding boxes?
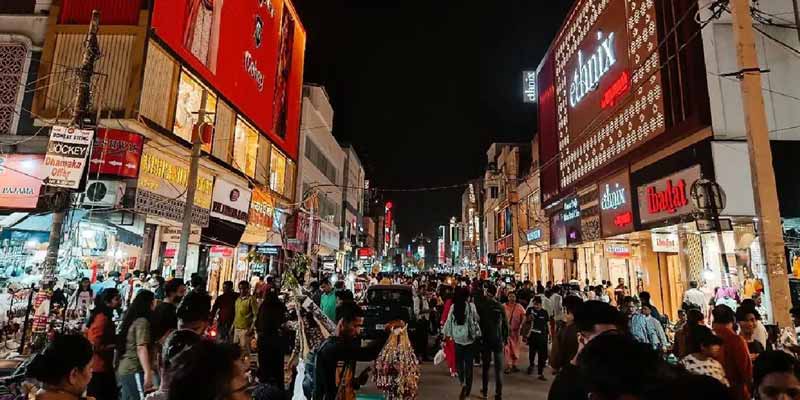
[43,125,94,189]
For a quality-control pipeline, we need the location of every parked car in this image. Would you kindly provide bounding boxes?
[362,285,418,340]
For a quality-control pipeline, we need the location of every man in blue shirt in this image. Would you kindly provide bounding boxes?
[623,296,657,346]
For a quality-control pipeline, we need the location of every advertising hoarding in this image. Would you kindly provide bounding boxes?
[43,126,94,189]
[89,129,144,178]
[0,154,45,209]
[211,179,252,225]
[150,0,306,159]
[135,144,213,226]
[636,165,700,225]
[598,168,634,237]
[540,0,668,203]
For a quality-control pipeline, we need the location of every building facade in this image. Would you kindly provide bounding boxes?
[340,144,365,270]
[0,0,307,296]
[297,84,344,271]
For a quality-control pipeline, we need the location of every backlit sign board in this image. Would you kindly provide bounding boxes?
[150,0,306,159]
[562,196,582,245]
[523,71,537,103]
[598,168,633,237]
[553,0,665,189]
[637,165,700,225]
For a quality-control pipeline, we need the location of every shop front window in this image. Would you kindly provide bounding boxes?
[285,159,296,200]
[233,118,259,177]
[270,147,287,195]
[173,70,216,152]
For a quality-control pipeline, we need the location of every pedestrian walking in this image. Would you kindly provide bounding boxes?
[256,291,288,389]
[440,290,457,377]
[680,326,729,386]
[712,304,753,400]
[475,284,508,400]
[642,304,668,351]
[86,287,122,400]
[211,281,238,343]
[176,290,212,335]
[503,292,525,373]
[739,299,768,349]
[526,296,549,380]
[736,306,765,360]
[233,280,259,359]
[151,278,186,345]
[320,280,337,322]
[166,340,252,400]
[117,290,157,400]
[683,280,708,315]
[673,308,706,358]
[548,295,581,374]
[25,334,94,399]
[146,329,203,400]
[443,287,481,400]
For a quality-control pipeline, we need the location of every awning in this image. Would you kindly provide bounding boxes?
[202,217,246,248]
[11,210,88,232]
[0,212,29,228]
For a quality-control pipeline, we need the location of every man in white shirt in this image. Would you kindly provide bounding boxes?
[682,280,707,314]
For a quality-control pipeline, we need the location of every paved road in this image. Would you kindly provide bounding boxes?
[357,343,552,399]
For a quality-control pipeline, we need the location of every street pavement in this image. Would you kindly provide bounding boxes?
[357,343,552,399]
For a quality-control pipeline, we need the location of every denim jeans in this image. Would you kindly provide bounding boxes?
[481,347,504,397]
[455,343,476,395]
[118,372,144,400]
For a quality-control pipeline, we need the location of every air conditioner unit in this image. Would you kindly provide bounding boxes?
[82,180,126,207]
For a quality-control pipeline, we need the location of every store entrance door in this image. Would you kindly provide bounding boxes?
[665,254,685,320]
[608,258,630,289]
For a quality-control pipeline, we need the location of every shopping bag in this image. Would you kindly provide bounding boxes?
[433,349,445,365]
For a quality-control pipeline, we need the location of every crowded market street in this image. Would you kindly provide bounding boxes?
[2,0,800,399]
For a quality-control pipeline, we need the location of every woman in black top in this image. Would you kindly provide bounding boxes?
[256,291,288,388]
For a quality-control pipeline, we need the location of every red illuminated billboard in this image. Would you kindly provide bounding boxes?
[150,0,305,160]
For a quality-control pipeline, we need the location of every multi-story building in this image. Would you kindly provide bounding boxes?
[533,0,800,323]
[297,84,344,269]
[340,144,365,270]
[461,179,483,268]
[1,0,307,295]
[482,143,531,275]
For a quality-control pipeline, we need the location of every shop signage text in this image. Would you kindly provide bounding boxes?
[600,182,626,210]
[256,245,281,255]
[598,169,633,237]
[526,228,542,242]
[569,31,617,108]
[696,218,733,232]
[43,126,94,189]
[562,197,580,221]
[211,179,252,225]
[523,71,537,103]
[161,226,201,244]
[0,155,45,209]
[600,71,630,109]
[647,179,688,214]
[605,243,631,257]
[651,232,679,252]
[637,165,700,224]
[136,146,213,226]
[89,129,144,178]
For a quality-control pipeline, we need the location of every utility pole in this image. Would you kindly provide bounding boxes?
[42,10,101,284]
[729,0,791,328]
[175,90,207,279]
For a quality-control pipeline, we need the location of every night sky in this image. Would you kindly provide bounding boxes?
[293,1,574,245]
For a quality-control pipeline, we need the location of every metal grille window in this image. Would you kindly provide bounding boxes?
[0,42,28,135]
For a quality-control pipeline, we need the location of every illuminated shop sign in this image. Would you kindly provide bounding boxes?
[569,31,617,107]
[598,168,633,237]
[136,145,213,226]
[526,228,542,242]
[562,196,582,245]
[651,232,679,252]
[553,0,665,189]
[637,165,700,224]
[605,243,631,258]
[523,71,537,103]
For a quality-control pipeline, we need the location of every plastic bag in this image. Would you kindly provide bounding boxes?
[433,349,445,365]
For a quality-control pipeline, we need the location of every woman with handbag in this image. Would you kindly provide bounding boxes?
[443,287,481,400]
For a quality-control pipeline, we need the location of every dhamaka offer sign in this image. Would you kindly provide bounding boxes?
[150,0,306,159]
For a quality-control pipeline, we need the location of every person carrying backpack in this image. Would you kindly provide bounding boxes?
[443,287,482,400]
[475,284,509,400]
